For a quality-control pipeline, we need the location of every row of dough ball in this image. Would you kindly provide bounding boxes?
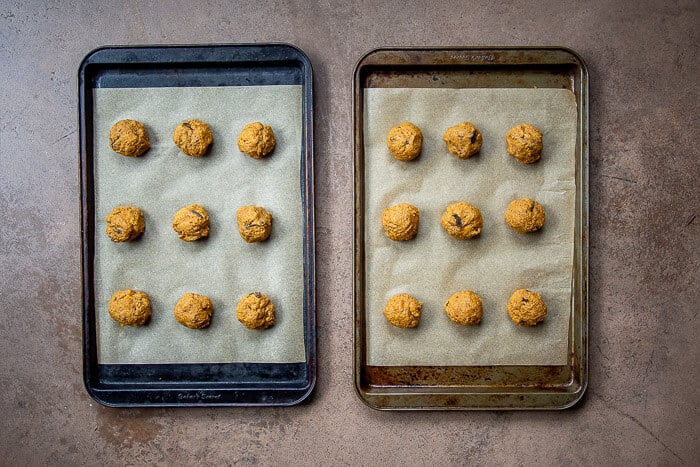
[109,118,276,159]
[106,204,273,243]
[384,289,547,328]
[382,198,546,241]
[108,289,276,331]
[387,121,543,164]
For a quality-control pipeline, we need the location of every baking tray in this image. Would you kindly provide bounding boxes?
[353,47,588,410]
[79,44,315,406]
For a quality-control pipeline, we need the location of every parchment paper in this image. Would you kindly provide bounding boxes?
[365,88,576,366]
[93,85,305,364]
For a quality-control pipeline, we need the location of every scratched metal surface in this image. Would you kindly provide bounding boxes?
[0,0,697,464]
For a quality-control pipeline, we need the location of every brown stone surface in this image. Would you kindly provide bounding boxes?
[0,0,698,464]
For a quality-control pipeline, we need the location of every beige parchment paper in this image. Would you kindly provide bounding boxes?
[365,87,576,366]
[93,85,305,364]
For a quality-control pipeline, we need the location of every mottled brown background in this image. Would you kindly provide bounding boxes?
[1,0,698,465]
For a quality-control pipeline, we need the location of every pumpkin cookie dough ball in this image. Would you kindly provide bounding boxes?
[443,122,483,159]
[108,289,151,327]
[174,293,213,329]
[440,202,483,239]
[505,197,546,233]
[109,119,150,157]
[444,290,483,326]
[105,206,145,242]
[238,122,276,159]
[236,206,273,243]
[173,119,213,157]
[386,122,423,161]
[381,203,420,241]
[506,123,543,163]
[384,293,422,328]
[507,289,547,326]
[236,292,275,330]
[172,204,210,241]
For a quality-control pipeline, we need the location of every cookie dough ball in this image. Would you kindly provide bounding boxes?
[506,123,543,163]
[174,293,213,329]
[108,289,151,327]
[444,290,483,325]
[105,206,145,242]
[505,197,546,233]
[236,292,275,330]
[386,122,423,161]
[443,122,483,159]
[172,204,210,241]
[237,122,276,159]
[236,206,272,243]
[507,289,547,326]
[384,293,422,328]
[173,119,213,157]
[440,202,483,239]
[381,203,420,241]
[109,119,150,157]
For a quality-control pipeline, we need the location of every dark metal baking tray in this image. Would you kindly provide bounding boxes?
[353,47,588,410]
[79,44,315,407]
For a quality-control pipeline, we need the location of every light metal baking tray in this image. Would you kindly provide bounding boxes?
[353,47,588,410]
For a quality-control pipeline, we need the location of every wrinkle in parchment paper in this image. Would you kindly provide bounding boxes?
[364,88,576,366]
[93,85,305,364]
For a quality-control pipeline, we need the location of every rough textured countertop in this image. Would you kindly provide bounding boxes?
[1,1,698,464]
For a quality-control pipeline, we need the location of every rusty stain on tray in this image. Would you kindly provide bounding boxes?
[362,365,573,388]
